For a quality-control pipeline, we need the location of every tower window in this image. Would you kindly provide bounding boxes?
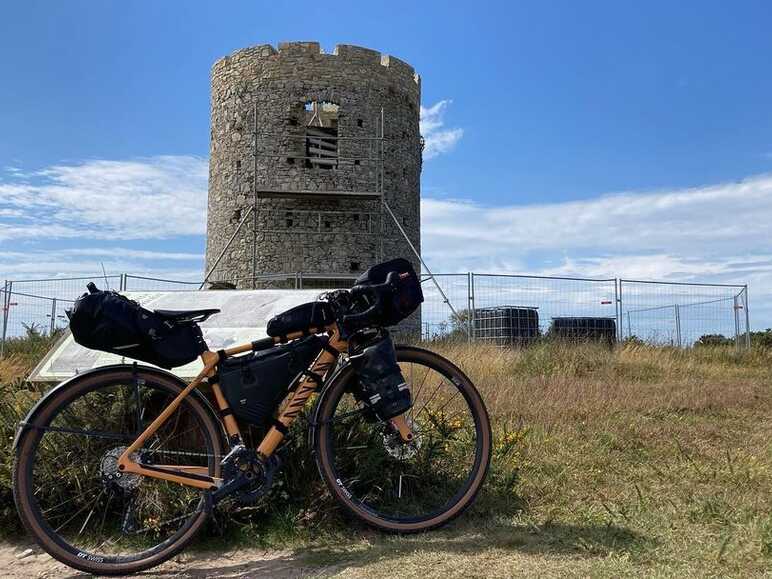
[350,261,360,272]
[286,218,293,227]
[303,101,339,169]
[357,118,364,127]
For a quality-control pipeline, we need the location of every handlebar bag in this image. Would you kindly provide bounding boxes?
[219,335,325,427]
[67,286,206,369]
[349,332,412,421]
[354,258,424,327]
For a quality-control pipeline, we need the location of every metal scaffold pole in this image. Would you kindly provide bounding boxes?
[199,206,255,290]
[381,197,459,321]
[252,101,259,290]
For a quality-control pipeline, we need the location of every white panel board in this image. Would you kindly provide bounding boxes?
[29,289,324,382]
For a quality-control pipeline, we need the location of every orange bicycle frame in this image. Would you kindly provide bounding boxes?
[116,322,412,490]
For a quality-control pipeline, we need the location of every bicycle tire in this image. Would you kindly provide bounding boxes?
[13,368,224,576]
[313,346,492,533]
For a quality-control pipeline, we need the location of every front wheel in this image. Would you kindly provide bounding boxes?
[314,346,492,533]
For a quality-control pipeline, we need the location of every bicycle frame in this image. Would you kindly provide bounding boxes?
[116,321,413,491]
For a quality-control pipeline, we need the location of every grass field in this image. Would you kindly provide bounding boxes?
[1,335,771,577]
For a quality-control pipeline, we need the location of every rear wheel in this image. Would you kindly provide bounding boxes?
[13,368,224,575]
[314,346,491,533]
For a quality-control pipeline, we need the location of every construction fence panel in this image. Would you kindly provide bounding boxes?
[0,289,74,341]
[619,280,749,348]
[0,272,755,356]
[123,275,201,292]
[470,274,619,345]
[419,274,471,342]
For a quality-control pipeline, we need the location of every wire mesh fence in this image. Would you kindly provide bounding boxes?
[619,280,750,348]
[0,271,753,355]
[123,275,201,292]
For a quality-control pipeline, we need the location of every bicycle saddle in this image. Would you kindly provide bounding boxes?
[153,308,220,323]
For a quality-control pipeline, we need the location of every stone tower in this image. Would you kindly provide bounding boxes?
[205,41,421,291]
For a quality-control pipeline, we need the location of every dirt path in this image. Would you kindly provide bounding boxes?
[0,543,341,578]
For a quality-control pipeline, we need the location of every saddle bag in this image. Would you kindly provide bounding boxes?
[219,335,325,426]
[67,284,206,369]
[349,331,412,421]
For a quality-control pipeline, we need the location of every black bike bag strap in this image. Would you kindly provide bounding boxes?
[251,337,275,351]
[301,370,324,386]
[270,419,289,435]
[321,341,340,358]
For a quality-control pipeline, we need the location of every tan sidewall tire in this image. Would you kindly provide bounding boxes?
[315,346,492,533]
[13,369,223,576]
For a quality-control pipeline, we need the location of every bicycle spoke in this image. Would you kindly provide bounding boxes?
[24,375,218,562]
[327,354,484,524]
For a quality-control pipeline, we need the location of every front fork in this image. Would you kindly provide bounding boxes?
[390,414,415,442]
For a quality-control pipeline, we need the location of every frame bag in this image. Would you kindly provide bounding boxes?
[67,284,206,369]
[219,335,325,426]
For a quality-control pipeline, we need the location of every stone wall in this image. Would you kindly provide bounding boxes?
[205,42,422,293]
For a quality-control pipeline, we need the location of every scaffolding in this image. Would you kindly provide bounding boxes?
[201,105,458,320]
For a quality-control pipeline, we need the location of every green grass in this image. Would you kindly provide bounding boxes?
[2,337,771,577]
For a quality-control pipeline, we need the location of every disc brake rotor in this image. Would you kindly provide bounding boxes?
[382,419,421,460]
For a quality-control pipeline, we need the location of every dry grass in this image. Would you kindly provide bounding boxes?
[292,342,772,577]
[2,338,771,577]
[437,341,772,422]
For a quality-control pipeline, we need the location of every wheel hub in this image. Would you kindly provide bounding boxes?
[382,419,421,460]
[101,446,142,490]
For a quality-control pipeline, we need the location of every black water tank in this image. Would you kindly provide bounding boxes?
[473,306,539,345]
[548,317,616,344]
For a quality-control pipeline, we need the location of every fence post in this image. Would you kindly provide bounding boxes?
[50,298,57,335]
[743,286,751,349]
[0,280,7,358]
[297,272,303,290]
[615,279,621,342]
[468,272,475,343]
[674,304,681,348]
[617,280,624,341]
[733,294,741,352]
[1,281,11,358]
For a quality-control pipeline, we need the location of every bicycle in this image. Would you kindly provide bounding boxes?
[12,261,491,575]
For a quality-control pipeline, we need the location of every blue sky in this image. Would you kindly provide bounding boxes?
[1,1,771,324]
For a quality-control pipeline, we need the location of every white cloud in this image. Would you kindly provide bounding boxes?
[0,247,203,281]
[422,173,772,279]
[0,156,208,241]
[420,100,464,160]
